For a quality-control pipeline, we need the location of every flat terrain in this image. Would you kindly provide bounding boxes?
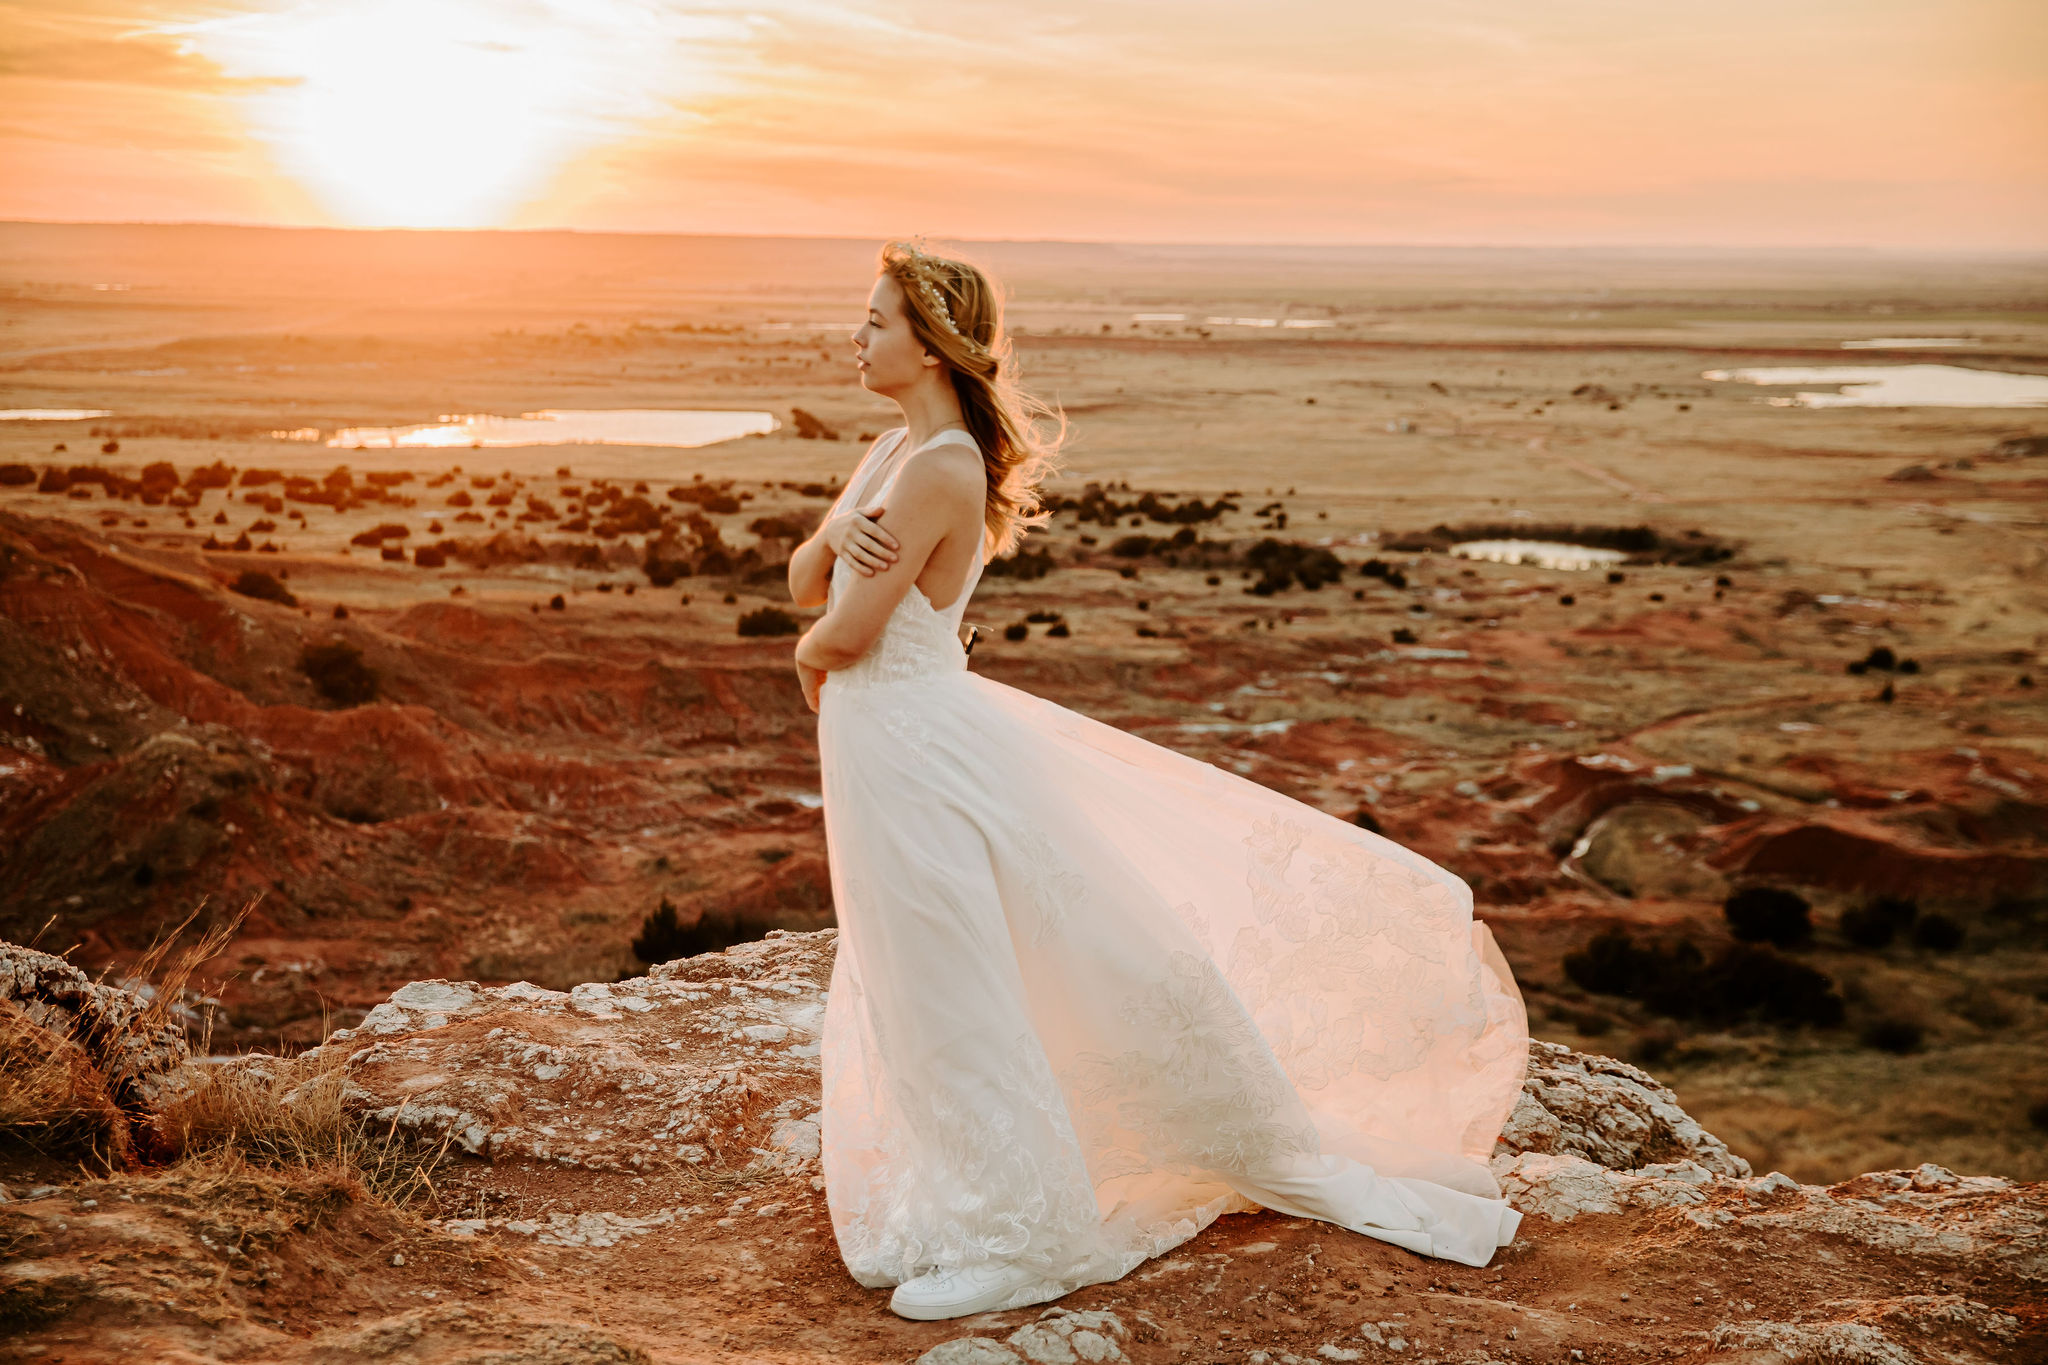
[2,223,2045,1185]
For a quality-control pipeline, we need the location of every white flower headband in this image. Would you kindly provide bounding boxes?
[888,240,984,351]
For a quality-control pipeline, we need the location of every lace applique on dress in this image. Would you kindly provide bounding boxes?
[835,1025,1106,1301]
[1170,898,1215,955]
[1015,819,1088,946]
[1233,811,1495,1090]
[1066,949,1322,1178]
[881,705,938,765]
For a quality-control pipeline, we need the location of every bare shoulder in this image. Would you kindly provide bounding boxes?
[893,442,986,505]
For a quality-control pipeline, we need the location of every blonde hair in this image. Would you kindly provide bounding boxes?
[879,239,1066,560]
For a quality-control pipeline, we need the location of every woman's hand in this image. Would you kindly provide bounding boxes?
[797,658,826,714]
[824,501,900,576]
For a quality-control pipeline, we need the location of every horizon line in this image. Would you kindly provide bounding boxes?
[6,217,2046,258]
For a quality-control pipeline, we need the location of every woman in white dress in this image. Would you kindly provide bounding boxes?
[786,241,1529,1322]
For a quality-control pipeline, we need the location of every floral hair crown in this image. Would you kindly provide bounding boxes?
[888,239,983,350]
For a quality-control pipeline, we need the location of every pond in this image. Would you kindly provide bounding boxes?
[1839,338,1978,349]
[326,409,780,450]
[1451,539,1629,571]
[1702,365,2048,408]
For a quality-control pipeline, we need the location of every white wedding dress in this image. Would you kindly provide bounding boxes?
[815,426,1529,1314]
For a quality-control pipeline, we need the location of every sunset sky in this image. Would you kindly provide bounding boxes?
[3,0,2043,248]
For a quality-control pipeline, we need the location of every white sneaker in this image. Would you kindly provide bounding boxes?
[887,1258,1044,1320]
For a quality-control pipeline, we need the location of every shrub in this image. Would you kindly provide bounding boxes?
[348,522,409,547]
[229,569,297,606]
[298,640,378,706]
[1860,1016,1924,1054]
[644,555,689,587]
[747,515,808,540]
[1564,927,1652,996]
[1242,538,1345,591]
[736,606,800,636]
[1913,913,1964,951]
[631,896,774,965]
[984,547,1057,580]
[1840,896,1916,948]
[1723,885,1813,947]
[1704,944,1845,1026]
[1563,927,1844,1028]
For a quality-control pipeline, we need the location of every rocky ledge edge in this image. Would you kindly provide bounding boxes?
[3,928,2042,1364]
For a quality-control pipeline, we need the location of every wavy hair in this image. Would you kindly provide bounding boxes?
[878,239,1066,560]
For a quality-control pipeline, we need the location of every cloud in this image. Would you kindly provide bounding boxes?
[0,35,291,91]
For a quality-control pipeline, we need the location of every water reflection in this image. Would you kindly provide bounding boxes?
[327,409,779,449]
[1702,365,2048,408]
[0,409,112,420]
[1839,338,1978,349]
[1451,539,1629,571]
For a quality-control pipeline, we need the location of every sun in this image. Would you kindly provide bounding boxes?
[181,0,725,229]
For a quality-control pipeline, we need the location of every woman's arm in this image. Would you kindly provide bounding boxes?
[794,452,981,671]
[787,527,836,609]
[788,502,902,608]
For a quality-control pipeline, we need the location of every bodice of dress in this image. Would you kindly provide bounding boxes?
[825,427,987,693]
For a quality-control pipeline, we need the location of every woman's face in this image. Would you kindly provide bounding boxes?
[852,273,935,397]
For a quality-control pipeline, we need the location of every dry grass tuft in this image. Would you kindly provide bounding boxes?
[160,1043,459,1211]
[0,1001,129,1164]
[6,899,457,1215]
[119,899,251,1047]
[0,901,251,1169]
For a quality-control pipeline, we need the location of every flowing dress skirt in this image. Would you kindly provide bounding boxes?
[816,653,1528,1313]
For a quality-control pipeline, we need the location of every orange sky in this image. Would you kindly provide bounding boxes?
[3,0,2044,248]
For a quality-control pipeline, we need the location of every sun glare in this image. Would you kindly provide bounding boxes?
[180,0,729,228]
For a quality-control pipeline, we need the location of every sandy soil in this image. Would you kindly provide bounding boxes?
[1,223,2045,1188]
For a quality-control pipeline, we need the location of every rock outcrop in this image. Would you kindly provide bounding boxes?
[3,928,2043,1363]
